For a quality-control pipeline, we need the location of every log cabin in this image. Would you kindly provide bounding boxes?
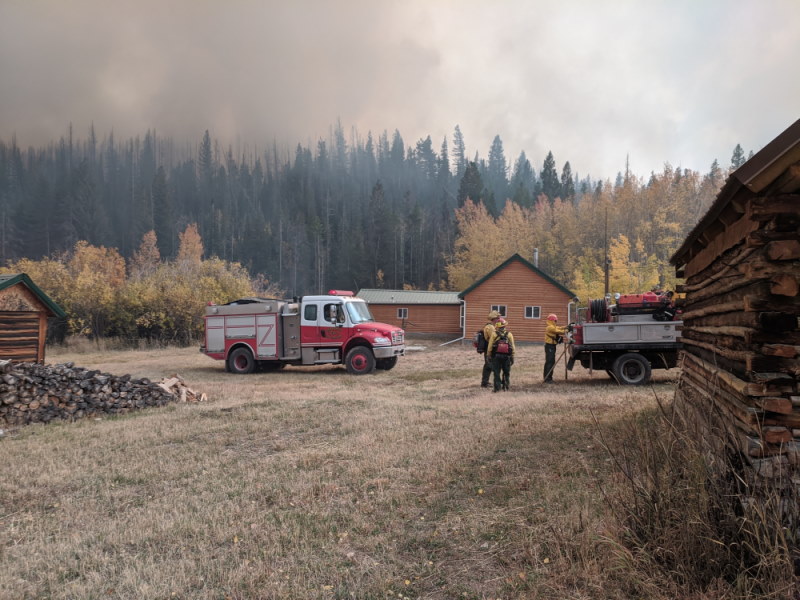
[0,273,66,363]
[670,118,800,480]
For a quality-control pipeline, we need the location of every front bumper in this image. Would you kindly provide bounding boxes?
[373,345,405,359]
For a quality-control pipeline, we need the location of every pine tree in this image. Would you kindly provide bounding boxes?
[452,125,467,178]
[560,161,575,200]
[457,162,483,207]
[730,143,746,169]
[152,166,174,257]
[487,135,508,204]
[540,151,560,201]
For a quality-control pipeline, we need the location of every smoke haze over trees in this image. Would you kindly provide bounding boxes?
[0,123,740,300]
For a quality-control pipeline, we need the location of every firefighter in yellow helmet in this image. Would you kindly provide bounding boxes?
[487,318,515,391]
[481,310,501,387]
[543,313,566,383]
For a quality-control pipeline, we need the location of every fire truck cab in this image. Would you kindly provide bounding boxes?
[201,290,405,375]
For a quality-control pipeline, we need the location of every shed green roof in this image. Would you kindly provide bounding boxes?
[0,273,67,318]
[457,254,576,299]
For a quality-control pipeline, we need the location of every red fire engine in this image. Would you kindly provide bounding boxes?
[200,290,405,375]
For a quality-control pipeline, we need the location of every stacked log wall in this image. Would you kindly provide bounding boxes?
[0,360,192,426]
[677,194,800,481]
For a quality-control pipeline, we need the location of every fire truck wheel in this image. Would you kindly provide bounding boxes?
[345,346,375,375]
[376,356,398,371]
[228,347,256,374]
[612,353,651,385]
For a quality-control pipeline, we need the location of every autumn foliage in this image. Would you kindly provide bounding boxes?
[1,225,273,344]
[447,166,695,300]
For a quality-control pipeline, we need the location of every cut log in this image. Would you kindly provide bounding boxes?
[753,396,794,415]
[766,239,800,261]
[747,194,800,221]
[771,274,799,297]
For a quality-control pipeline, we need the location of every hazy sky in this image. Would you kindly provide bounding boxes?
[1,0,798,179]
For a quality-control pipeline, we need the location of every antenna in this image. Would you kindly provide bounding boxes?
[604,204,610,297]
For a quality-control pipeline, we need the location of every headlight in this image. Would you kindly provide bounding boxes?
[373,336,390,345]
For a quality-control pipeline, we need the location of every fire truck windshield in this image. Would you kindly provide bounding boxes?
[345,301,374,324]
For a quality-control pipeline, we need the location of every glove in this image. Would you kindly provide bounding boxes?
[510,357,514,366]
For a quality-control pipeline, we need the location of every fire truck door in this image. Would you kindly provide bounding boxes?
[255,314,278,358]
[301,302,323,345]
[320,303,346,345]
[300,302,345,346]
[281,313,301,359]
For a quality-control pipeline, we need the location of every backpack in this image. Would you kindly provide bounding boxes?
[494,331,511,355]
[474,330,488,354]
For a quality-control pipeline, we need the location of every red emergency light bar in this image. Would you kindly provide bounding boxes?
[328,290,354,296]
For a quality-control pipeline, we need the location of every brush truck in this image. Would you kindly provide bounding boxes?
[200,290,405,375]
[566,292,683,385]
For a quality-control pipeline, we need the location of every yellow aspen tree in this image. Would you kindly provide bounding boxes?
[495,200,535,259]
[130,230,161,280]
[177,223,204,265]
[66,241,126,336]
[446,199,502,290]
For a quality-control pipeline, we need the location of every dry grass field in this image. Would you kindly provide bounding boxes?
[1,339,689,599]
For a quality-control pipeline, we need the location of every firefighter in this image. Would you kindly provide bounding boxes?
[480,310,501,387]
[543,313,567,383]
[487,318,515,392]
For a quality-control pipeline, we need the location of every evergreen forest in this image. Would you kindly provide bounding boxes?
[0,122,750,315]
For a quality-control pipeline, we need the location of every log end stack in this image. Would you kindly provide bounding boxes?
[671,118,800,485]
[0,359,207,428]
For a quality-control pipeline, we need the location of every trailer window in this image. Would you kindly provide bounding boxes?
[346,301,374,324]
[304,304,317,321]
[491,305,507,317]
[397,308,408,319]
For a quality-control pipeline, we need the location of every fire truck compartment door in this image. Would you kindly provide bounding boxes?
[282,313,301,359]
[256,314,278,358]
[206,316,225,352]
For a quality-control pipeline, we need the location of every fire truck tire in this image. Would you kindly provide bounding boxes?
[228,347,256,374]
[376,356,398,371]
[345,346,375,375]
[612,353,651,385]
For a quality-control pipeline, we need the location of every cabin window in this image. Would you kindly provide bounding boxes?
[397,308,408,319]
[491,305,507,317]
[525,306,541,319]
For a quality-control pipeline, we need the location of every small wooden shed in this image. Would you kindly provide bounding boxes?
[670,118,800,479]
[356,289,462,336]
[0,273,66,363]
[459,254,576,343]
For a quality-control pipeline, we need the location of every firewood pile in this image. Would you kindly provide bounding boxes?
[671,128,800,482]
[0,359,206,427]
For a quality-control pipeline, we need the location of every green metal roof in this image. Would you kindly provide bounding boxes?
[357,289,462,305]
[457,253,576,299]
[0,273,67,318]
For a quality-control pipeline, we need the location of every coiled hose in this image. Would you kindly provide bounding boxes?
[589,298,608,323]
